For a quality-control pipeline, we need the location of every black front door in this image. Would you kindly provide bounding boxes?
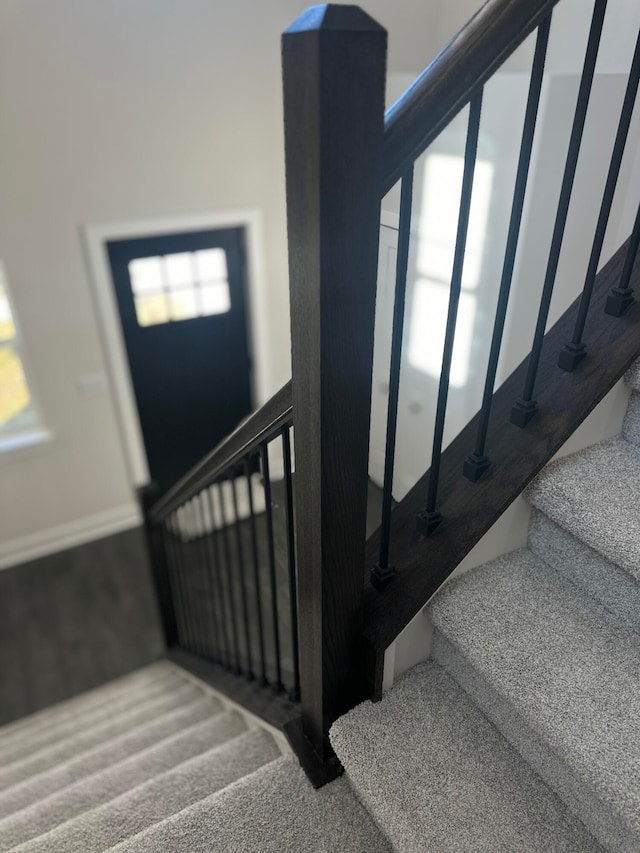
[107,227,253,493]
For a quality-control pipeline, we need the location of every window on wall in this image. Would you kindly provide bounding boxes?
[129,248,231,327]
[0,263,43,444]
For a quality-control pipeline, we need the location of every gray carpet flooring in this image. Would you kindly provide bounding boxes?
[430,550,640,853]
[0,712,247,850]
[331,662,603,853]
[14,730,281,853]
[0,659,388,852]
[109,755,391,853]
[525,436,640,578]
[528,508,640,633]
[625,359,640,390]
[623,390,640,446]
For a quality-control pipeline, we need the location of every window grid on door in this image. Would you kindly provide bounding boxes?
[129,248,231,327]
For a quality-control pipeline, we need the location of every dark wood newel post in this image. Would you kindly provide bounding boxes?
[281,4,387,781]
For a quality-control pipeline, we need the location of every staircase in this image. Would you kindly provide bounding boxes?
[0,661,386,852]
[331,362,640,853]
[3,0,640,849]
[0,364,637,850]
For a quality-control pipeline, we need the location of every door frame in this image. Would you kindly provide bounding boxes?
[83,209,269,488]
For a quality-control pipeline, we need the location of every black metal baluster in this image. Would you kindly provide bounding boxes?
[260,442,285,693]
[244,457,268,685]
[193,492,221,660]
[165,511,189,651]
[465,17,551,481]
[512,0,608,425]
[217,479,243,674]
[170,509,200,654]
[281,425,301,702]
[371,165,414,590]
[185,500,209,657]
[230,474,254,680]
[161,523,187,648]
[417,90,483,537]
[203,485,232,669]
[558,25,640,367]
[606,199,640,315]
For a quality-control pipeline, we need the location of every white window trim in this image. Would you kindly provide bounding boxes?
[82,209,271,488]
[0,427,53,457]
[0,261,50,454]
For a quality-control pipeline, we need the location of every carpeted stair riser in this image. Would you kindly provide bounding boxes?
[431,631,626,853]
[622,391,640,447]
[625,360,640,391]
[0,712,247,851]
[525,437,640,579]
[528,509,640,634]
[14,730,281,853]
[429,552,640,853]
[107,755,391,853]
[0,696,221,817]
[0,683,206,791]
[0,670,189,766]
[330,661,603,853]
[0,664,174,751]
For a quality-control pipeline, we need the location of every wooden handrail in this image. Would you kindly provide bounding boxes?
[149,380,293,522]
[382,0,561,194]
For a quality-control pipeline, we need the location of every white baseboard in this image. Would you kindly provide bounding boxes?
[0,503,142,570]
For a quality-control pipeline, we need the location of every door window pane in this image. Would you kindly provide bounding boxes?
[201,281,231,316]
[128,249,231,327]
[169,286,199,321]
[164,252,193,287]
[129,257,163,294]
[134,293,170,327]
[195,248,227,280]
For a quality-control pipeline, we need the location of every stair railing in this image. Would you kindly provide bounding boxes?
[361,0,640,703]
[144,383,301,729]
[143,0,640,786]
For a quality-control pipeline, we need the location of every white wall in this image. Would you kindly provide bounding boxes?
[0,1,284,558]
[0,0,458,562]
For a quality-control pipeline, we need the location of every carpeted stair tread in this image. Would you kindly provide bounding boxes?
[330,661,603,853]
[0,663,175,750]
[528,508,640,634]
[622,391,640,447]
[0,696,221,817]
[14,730,281,853]
[0,669,190,767]
[0,711,246,851]
[525,437,640,579]
[107,754,391,853]
[429,549,640,853]
[625,359,640,391]
[0,683,206,791]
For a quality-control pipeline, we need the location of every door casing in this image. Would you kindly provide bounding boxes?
[83,210,270,488]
